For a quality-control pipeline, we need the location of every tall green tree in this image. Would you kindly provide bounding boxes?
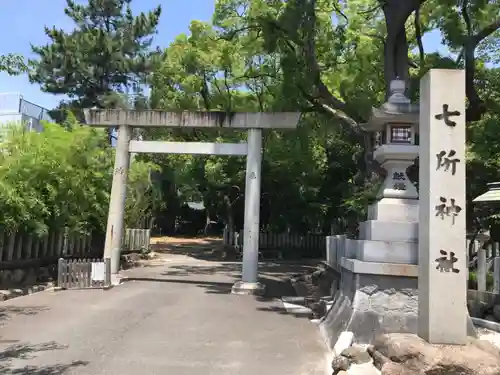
[30,0,162,140]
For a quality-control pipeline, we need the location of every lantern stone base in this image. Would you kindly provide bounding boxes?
[367,198,419,222]
[318,262,477,347]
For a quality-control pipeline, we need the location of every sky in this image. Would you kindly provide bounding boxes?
[0,0,448,111]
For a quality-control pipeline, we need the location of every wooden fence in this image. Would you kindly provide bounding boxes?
[223,228,326,258]
[0,228,98,266]
[0,228,150,268]
[57,258,111,289]
[123,229,151,252]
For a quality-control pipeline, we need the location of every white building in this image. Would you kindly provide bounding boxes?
[0,92,54,131]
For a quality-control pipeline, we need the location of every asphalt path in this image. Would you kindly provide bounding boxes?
[0,256,329,375]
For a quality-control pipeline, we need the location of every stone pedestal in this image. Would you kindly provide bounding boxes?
[320,142,423,346]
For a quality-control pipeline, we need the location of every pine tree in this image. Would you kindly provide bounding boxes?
[30,0,161,112]
[0,53,26,75]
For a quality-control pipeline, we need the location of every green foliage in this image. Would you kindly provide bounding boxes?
[29,0,162,108]
[125,159,164,229]
[0,122,112,234]
[0,122,162,235]
[6,0,500,238]
[0,53,27,75]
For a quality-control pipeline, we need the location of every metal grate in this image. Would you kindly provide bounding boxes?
[390,126,412,144]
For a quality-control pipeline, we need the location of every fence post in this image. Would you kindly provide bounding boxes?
[104,258,111,287]
[57,258,65,288]
[0,228,4,262]
[477,248,487,292]
[144,229,150,250]
[6,232,16,261]
[493,257,500,294]
[24,235,33,259]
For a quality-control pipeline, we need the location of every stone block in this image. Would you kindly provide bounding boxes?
[367,198,418,222]
[345,239,358,258]
[318,271,476,348]
[355,239,418,265]
[359,221,417,242]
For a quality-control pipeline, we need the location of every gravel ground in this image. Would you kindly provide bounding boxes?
[478,327,500,349]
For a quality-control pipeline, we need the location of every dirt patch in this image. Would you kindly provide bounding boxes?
[148,236,239,261]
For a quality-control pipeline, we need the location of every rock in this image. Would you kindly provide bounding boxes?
[1,270,13,285]
[331,355,350,372]
[23,268,37,285]
[310,300,327,318]
[341,346,373,364]
[373,333,500,375]
[121,254,140,269]
[485,314,497,322]
[367,346,389,370]
[381,361,419,375]
[0,290,12,301]
[10,288,24,297]
[469,301,489,319]
[11,269,25,284]
[311,269,324,285]
[37,267,52,282]
[492,305,500,322]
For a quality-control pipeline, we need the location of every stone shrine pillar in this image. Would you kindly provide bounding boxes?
[418,69,468,345]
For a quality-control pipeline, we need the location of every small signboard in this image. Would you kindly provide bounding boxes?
[91,262,105,281]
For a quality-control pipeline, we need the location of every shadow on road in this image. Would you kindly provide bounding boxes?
[0,341,88,374]
[126,260,303,299]
[125,277,235,294]
[0,306,49,324]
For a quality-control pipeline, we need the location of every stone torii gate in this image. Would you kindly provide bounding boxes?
[83,109,301,295]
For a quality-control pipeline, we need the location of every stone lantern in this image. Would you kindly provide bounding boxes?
[362,79,419,205]
[321,79,422,345]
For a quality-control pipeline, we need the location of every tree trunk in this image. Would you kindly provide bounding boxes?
[224,194,235,245]
[381,0,422,97]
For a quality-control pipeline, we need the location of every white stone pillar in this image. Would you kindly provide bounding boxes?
[232,128,265,295]
[418,69,467,345]
[104,124,131,275]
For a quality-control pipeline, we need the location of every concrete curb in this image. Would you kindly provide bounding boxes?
[472,317,500,333]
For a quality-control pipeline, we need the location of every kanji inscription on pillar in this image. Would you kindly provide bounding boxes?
[434,104,461,127]
[435,250,460,273]
[418,69,467,345]
[434,197,462,224]
[436,150,460,175]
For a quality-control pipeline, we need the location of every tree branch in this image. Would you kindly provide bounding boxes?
[472,19,500,45]
[301,0,364,131]
[461,0,472,37]
[460,0,499,121]
[414,7,425,71]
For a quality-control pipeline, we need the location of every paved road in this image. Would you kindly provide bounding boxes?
[0,256,329,375]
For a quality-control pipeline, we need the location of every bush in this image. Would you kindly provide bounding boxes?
[0,121,162,235]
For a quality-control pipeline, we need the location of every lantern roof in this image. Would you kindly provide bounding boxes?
[473,182,500,203]
[361,79,420,133]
